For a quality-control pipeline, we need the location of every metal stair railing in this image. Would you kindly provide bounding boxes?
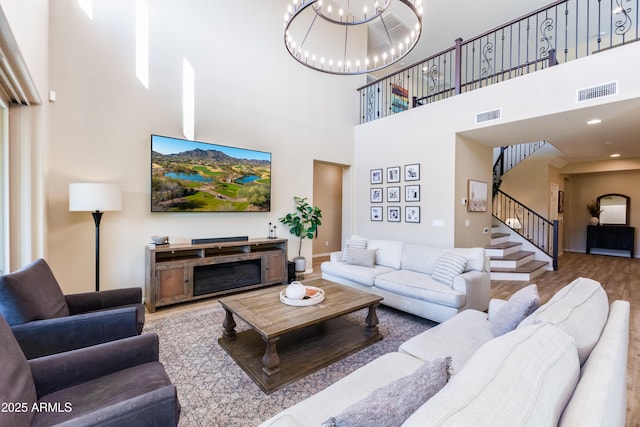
[493,189,558,270]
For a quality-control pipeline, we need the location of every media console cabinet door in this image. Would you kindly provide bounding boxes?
[262,251,286,283]
[156,262,191,305]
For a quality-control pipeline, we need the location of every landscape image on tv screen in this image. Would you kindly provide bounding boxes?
[151,135,271,212]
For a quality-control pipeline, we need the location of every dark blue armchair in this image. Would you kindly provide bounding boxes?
[0,259,145,359]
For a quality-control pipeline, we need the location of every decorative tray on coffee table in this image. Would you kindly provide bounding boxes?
[280,286,325,306]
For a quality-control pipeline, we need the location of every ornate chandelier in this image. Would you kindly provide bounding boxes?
[284,0,423,75]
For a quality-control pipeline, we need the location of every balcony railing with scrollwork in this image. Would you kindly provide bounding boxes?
[358,0,639,123]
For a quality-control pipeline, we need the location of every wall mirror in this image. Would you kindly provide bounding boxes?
[597,194,630,226]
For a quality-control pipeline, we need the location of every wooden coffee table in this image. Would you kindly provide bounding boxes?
[217,278,383,393]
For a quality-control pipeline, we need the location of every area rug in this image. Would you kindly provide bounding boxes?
[144,302,436,427]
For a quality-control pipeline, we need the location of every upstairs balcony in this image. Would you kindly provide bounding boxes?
[358,0,639,124]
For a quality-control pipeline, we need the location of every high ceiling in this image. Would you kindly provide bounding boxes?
[386,0,640,165]
[278,0,640,165]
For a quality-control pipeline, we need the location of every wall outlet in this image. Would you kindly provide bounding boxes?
[465,219,470,227]
[325,240,329,246]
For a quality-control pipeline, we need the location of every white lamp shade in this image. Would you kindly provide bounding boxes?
[69,183,122,212]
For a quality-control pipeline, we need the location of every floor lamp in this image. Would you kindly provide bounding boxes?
[69,183,122,291]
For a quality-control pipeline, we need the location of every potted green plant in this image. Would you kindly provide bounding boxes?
[586,200,602,225]
[279,196,322,273]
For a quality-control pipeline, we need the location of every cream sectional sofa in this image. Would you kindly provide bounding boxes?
[321,237,491,322]
[259,277,630,427]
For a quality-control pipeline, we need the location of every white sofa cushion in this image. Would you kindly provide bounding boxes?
[320,261,395,287]
[451,247,486,272]
[399,309,493,373]
[404,323,580,427]
[432,252,468,287]
[400,245,444,275]
[374,270,466,308]
[518,277,609,365]
[491,284,540,336]
[367,239,404,269]
[559,300,630,427]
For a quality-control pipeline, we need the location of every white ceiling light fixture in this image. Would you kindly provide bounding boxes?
[284,0,423,75]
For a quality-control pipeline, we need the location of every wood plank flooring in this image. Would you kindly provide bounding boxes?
[149,252,640,426]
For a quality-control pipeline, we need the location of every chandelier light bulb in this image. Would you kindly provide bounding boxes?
[328,5,332,13]
[374,56,379,63]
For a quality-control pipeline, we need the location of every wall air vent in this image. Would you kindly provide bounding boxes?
[577,81,618,102]
[475,108,502,124]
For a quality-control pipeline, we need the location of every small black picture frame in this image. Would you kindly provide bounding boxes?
[405,184,420,202]
[371,206,383,221]
[387,206,401,222]
[405,206,420,223]
[387,166,401,183]
[370,188,383,203]
[404,163,420,181]
[387,186,401,202]
[370,169,383,184]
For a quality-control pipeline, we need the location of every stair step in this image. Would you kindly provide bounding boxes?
[490,250,535,268]
[490,232,511,245]
[485,241,522,257]
[490,260,549,281]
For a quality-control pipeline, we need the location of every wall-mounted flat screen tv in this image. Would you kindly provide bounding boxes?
[151,134,271,212]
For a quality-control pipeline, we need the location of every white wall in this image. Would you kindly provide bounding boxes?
[45,1,360,294]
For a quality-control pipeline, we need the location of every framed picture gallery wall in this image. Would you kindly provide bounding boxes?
[369,163,421,223]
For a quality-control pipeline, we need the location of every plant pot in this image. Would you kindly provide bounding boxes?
[589,217,599,226]
[293,256,306,273]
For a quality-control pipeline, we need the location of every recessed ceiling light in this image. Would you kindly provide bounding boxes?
[603,141,613,145]
[587,119,602,125]
[610,153,621,158]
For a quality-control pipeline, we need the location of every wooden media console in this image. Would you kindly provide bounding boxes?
[145,238,287,312]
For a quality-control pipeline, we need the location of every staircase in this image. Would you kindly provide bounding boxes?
[486,229,550,281]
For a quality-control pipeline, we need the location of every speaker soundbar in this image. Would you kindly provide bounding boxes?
[191,236,249,244]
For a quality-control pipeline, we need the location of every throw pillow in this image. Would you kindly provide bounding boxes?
[432,252,467,287]
[347,247,377,268]
[341,239,367,262]
[490,284,540,336]
[322,357,451,427]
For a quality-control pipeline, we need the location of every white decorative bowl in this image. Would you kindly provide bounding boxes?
[151,235,168,244]
[280,286,325,306]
